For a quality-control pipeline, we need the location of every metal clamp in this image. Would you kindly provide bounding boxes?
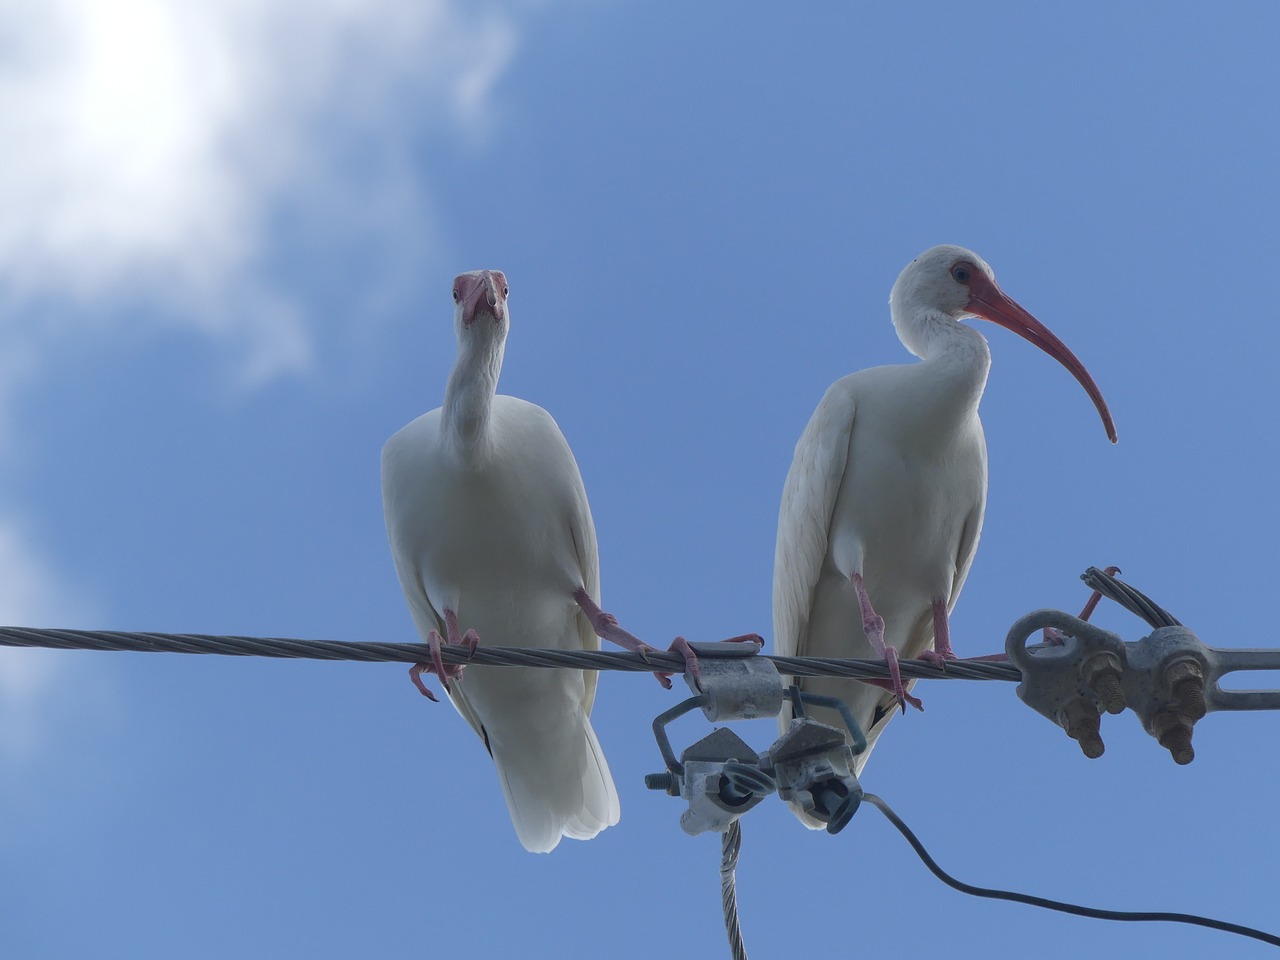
[643,641,870,835]
[1007,600,1280,764]
[681,639,786,722]
[769,690,866,834]
[644,641,783,836]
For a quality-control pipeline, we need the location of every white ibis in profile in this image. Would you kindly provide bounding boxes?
[773,245,1116,815]
[382,269,674,852]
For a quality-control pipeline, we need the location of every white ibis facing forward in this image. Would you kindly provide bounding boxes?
[381,270,631,853]
[773,245,1115,819]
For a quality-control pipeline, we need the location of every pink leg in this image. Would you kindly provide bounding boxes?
[918,597,956,665]
[409,610,480,701]
[574,587,675,689]
[851,573,922,713]
[572,588,757,692]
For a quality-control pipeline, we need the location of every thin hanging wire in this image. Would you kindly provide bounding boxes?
[721,820,747,960]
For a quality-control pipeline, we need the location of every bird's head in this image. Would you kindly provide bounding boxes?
[892,244,1117,444]
[890,244,998,322]
[453,269,509,333]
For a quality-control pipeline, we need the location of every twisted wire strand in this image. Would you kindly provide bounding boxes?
[0,626,1023,682]
[1080,566,1180,628]
[721,820,747,960]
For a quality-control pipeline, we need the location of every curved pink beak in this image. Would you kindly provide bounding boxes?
[967,274,1117,444]
[456,270,508,326]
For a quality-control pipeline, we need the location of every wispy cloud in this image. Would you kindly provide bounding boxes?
[0,517,96,761]
[0,0,518,381]
[0,0,521,757]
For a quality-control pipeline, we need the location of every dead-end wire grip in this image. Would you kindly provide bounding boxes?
[1006,566,1280,764]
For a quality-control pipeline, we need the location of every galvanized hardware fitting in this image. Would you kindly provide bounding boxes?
[644,641,871,836]
[1006,573,1280,765]
[681,639,786,722]
[645,640,784,836]
[1005,610,1126,758]
[768,689,867,834]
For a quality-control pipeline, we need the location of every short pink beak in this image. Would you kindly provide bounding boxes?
[457,271,507,326]
[967,275,1117,444]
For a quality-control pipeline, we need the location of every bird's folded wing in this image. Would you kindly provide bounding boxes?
[772,381,856,659]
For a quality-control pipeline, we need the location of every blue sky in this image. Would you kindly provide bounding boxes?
[2,1,1279,957]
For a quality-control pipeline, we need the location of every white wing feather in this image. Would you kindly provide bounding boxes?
[772,379,857,662]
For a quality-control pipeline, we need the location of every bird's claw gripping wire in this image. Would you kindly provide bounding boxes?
[849,573,922,713]
[573,587,760,691]
[410,612,480,701]
[671,633,766,692]
[573,587,676,688]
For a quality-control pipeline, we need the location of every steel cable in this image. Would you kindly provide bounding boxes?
[0,626,1022,681]
[720,820,747,960]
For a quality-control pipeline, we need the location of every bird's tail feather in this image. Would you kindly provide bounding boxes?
[490,707,620,854]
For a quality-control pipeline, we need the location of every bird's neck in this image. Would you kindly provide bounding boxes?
[442,333,506,455]
[907,311,992,414]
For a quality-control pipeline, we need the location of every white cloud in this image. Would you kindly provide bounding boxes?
[0,517,96,760]
[0,0,519,380]
[0,0,521,757]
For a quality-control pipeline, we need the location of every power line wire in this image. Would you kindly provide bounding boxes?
[6,623,1277,951]
[0,626,1021,681]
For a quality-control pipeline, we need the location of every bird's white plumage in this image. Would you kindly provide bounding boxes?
[774,244,1113,830]
[773,358,988,773]
[382,271,619,852]
[773,246,1021,826]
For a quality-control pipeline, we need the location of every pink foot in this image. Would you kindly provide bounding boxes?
[409,613,480,702]
[857,660,924,712]
[669,636,700,690]
[851,573,923,713]
[573,587,674,689]
[573,588,759,691]
[668,632,762,692]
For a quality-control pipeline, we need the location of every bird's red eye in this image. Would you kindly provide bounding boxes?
[951,264,972,284]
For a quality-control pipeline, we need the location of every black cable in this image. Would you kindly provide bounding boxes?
[862,794,1280,949]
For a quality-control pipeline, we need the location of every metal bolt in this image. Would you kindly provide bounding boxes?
[1165,658,1207,722]
[645,772,675,793]
[1058,697,1105,759]
[1150,710,1195,765]
[1082,651,1127,715]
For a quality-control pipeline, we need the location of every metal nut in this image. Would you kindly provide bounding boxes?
[1081,651,1127,715]
[1058,697,1105,759]
[1150,709,1195,765]
[1165,658,1207,723]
